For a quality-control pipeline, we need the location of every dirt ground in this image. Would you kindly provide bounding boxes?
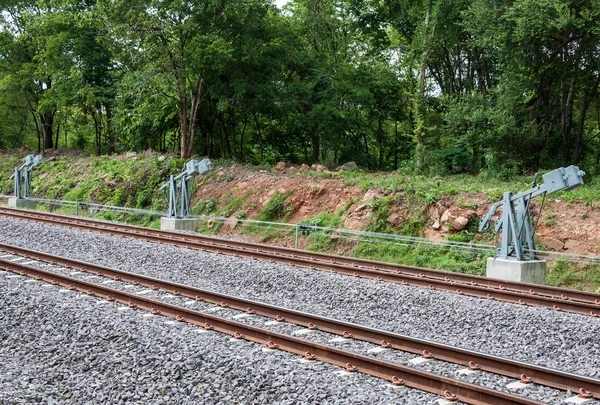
[191,164,599,256]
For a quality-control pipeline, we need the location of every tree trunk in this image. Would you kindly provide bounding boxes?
[41,112,54,150]
[105,103,114,154]
[29,108,42,152]
[183,75,204,158]
[574,74,600,163]
[310,128,319,163]
[229,108,237,159]
[378,115,384,169]
[254,113,263,164]
[561,79,575,165]
[54,117,60,148]
[414,0,435,173]
[240,115,247,161]
[178,85,189,158]
[92,111,101,155]
[394,120,399,169]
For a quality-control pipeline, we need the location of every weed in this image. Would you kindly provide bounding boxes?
[456,198,478,209]
[256,191,293,222]
[194,198,219,214]
[544,212,555,226]
[352,242,486,276]
[221,193,250,217]
[365,196,393,233]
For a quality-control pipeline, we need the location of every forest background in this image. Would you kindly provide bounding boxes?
[2,0,600,177]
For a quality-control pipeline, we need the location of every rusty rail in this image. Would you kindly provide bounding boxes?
[1,258,553,405]
[1,207,600,318]
[1,243,599,399]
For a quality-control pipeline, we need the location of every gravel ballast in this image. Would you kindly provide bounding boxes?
[1,216,599,380]
[3,258,581,404]
[0,274,442,404]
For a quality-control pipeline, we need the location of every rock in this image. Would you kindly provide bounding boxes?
[224,217,239,230]
[432,219,441,230]
[287,167,298,173]
[158,156,167,162]
[425,228,445,240]
[299,164,310,172]
[563,239,580,250]
[353,204,368,213]
[387,212,402,226]
[336,161,359,171]
[440,209,449,224]
[344,216,367,230]
[126,152,137,158]
[362,189,383,202]
[275,162,286,171]
[46,156,56,163]
[537,236,564,250]
[427,205,440,221]
[311,164,326,172]
[450,215,469,231]
[439,209,468,231]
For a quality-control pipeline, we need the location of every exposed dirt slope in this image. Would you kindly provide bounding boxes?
[193,163,599,256]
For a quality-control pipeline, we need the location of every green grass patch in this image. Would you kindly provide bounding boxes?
[352,242,487,276]
[256,191,294,222]
[547,261,600,292]
[220,192,250,217]
[194,198,220,215]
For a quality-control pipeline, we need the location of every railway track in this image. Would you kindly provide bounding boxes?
[1,206,600,318]
[1,245,598,404]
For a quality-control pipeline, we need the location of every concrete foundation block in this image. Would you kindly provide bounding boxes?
[160,217,198,232]
[8,198,37,210]
[486,258,547,285]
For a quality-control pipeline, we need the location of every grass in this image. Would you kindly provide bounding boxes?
[298,167,599,207]
[352,242,487,276]
[2,150,599,291]
[220,192,250,217]
[547,261,600,292]
[256,191,294,222]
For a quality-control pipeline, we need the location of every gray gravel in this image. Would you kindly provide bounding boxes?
[1,217,600,394]
[0,274,443,404]
[4,257,590,405]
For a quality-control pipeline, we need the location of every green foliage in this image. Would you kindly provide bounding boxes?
[194,198,219,215]
[353,243,486,276]
[365,196,393,233]
[547,261,600,292]
[256,191,294,222]
[220,193,250,217]
[1,0,600,176]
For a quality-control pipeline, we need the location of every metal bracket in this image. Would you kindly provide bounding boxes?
[159,158,212,218]
[478,166,585,261]
[9,154,42,199]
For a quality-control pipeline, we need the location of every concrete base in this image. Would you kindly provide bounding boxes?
[486,258,547,285]
[8,197,37,209]
[160,217,198,232]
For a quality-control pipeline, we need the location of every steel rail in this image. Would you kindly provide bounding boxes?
[2,242,598,398]
[1,207,600,317]
[0,259,549,405]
